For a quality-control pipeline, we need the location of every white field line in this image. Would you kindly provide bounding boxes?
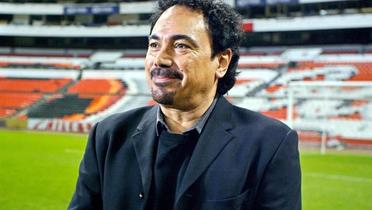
[305,172,372,184]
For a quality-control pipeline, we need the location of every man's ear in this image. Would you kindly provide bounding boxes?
[215,48,233,79]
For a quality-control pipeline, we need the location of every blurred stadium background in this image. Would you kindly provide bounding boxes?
[0,0,371,209]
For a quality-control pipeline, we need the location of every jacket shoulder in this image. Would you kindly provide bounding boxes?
[231,104,291,133]
[228,105,298,165]
[228,105,295,152]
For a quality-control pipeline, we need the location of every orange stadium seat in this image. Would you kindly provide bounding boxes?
[0,78,71,93]
[307,62,372,81]
[68,79,125,95]
[238,63,282,69]
[348,63,372,81]
[84,95,121,114]
[0,108,16,118]
[0,93,42,109]
[261,107,287,120]
[266,84,283,93]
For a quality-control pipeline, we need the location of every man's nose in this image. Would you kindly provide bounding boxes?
[154,47,173,67]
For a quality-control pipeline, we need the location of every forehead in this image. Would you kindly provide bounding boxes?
[151,5,209,39]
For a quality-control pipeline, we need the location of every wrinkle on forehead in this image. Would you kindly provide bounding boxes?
[151,5,207,38]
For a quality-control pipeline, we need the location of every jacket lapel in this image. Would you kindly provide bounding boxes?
[132,106,158,203]
[175,97,234,205]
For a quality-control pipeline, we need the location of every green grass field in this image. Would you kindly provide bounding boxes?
[1,129,372,210]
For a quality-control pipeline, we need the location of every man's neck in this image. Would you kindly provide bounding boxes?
[160,95,216,134]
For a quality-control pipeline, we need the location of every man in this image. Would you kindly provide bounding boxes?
[68,0,301,209]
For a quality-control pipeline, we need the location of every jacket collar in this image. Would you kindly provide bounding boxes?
[155,96,219,136]
[131,97,234,206]
[131,105,158,204]
[175,96,234,206]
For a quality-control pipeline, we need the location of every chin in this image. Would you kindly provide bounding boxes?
[151,89,175,105]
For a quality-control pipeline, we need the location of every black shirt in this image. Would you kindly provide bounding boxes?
[149,129,198,210]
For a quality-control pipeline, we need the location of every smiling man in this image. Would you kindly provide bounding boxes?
[68,1,301,210]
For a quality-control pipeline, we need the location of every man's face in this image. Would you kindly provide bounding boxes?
[145,5,220,110]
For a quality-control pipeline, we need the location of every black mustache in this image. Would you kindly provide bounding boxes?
[151,68,183,80]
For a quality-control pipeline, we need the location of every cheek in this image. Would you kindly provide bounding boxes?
[178,61,192,86]
[177,55,214,85]
[144,57,153,78]
[191,60,215,80]
[145,55,152,69]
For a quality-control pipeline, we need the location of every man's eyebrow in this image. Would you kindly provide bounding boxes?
[148,34,160,40]
[148,34,198,47]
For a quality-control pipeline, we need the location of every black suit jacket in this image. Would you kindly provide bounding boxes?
[68,96,301,210]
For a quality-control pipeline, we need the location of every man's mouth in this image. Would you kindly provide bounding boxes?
[152,76,181,87]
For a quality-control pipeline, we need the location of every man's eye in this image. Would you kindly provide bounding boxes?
[175,43,190,49]
[149,42,159,49]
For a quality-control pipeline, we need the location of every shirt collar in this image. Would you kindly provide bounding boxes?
[156,96,218,136]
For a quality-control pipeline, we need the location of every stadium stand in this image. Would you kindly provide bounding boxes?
[0,0,371,148]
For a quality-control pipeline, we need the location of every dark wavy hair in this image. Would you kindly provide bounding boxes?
[149,0,242,95]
